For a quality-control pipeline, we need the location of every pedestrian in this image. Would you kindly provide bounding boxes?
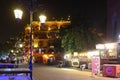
[80,64,86,71]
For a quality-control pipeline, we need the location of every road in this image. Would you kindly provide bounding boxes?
[19,63,120,80]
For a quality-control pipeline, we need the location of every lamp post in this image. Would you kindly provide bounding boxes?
[14,2,46,80]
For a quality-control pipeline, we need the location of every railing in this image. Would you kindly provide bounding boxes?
[0,63,32,80]
[0,68,32,80]
[0,63,18,68]
[0,75,31,80]
[0,68,31,76]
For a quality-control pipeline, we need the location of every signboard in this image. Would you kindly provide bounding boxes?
[92,57,100,75]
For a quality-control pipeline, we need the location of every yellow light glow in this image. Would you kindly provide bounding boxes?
[87,50,99,58]
[34,40,38,48]
[105,43,115,49]
[19,44,23,48]
[49,54,54,57]
[96,44,105,49]
[11,50,14,53]
[73,52,78,56]
[48,27,51,30]
[43,54,49,59]
[108,49,112,52]
[64,54,70,59]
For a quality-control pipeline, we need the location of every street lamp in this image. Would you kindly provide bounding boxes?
[14,9,23,23]
[39,15,46,26]
[14,4,46,80]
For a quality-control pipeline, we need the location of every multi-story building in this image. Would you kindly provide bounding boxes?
[24,20,70,63]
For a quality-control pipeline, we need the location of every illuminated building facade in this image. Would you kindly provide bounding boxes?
[24,21,70,63]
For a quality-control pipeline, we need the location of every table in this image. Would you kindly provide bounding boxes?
[0,63,17,68]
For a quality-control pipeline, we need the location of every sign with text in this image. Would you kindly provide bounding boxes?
[92,57,100,75]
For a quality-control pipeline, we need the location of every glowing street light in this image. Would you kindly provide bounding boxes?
[39,15,46,23]
[14,9,23,19]
[14,9,23,23]
[14,2,46,80]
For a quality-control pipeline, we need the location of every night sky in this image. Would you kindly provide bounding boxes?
[0,0,106,42]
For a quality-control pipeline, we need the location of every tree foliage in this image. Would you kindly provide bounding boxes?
[61,23,103,53]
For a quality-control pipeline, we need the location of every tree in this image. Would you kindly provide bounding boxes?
[0,32,25,55]
[61,17,103,53]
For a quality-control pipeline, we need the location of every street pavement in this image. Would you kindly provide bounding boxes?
[18,63,120,80]
[61,66,120,80]
[69,67,120,80]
